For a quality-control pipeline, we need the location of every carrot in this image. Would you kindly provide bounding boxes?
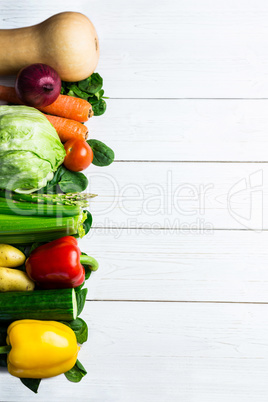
[0,85,93,122]
[40,95,93,122]
[0,85,23,105]
[44,114,89,142]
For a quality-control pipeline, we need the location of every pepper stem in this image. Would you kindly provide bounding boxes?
[80,254,99,271]
[0,345,11,354]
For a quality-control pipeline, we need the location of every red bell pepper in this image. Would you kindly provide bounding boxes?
[25,236,97,289]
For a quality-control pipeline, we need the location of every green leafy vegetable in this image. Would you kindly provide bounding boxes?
[42,165,88,194]
[90,98,107,116]
[78,73,103,94]
[61,73,108,116]
[64,360,87,383]
[87,139,115,166]
[0,105,65,193]
[83,210,93,234]
[58,169,88,193]
[62,318,88,344]
[76,288,88,316]
[41,165,66,194]
[20,378,41,394]
[84,269,91,281]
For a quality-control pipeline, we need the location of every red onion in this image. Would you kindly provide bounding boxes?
[15,63,61,107]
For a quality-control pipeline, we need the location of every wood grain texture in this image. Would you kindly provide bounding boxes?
[1,301,268,401]
[2,0,268,97]
[88,99,268,162]
[0,1,267,401]
[81,229,268,302]
[87,162,266,230]
[2,96,268,163]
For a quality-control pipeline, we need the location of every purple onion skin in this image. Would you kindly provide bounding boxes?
[15,63,62,107]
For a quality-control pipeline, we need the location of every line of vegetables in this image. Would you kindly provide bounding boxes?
[0,11,114,393]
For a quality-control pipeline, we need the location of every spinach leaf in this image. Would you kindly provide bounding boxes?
[42,165,66,194]
[64,360,87,383]
[84,269,91,280]
[20,378,41,394]
[62,318,88,344]
[83,210,93,234]
[91,99,107,116]
[59,170,88,193]
[76,288,88,316]
[78,73,103,94]
[87,139,115,166]
[65,89,75,97]
[42,166,88,194]
[67,84,89,100]
[61,72,107,116]
[95,89,104,100]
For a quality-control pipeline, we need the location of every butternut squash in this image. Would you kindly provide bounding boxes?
[0,12,99,82]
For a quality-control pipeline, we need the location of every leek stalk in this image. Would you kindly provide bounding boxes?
[0,210,87,244]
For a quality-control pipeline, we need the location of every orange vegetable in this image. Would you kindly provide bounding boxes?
[0,12,99,82]
[0,85,93,122]
[44,114,89,142]
[40,95,93,122]
[0,85,22,105]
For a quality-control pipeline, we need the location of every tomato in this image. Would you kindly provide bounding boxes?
[63,139,93,172]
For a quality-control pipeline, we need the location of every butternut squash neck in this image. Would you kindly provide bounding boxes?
[0,26,41,75]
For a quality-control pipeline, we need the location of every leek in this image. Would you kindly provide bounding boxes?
[0,214,80,234]
[0,210,88,244]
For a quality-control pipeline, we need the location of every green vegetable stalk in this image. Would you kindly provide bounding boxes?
[0,208,92,244]
[0,197,81,217]
[0,190,96,207]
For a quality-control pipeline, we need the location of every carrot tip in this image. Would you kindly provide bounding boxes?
[88,108,94,118]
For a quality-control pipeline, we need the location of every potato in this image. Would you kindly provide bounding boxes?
[0,244,26,267]
[0,267,35,292]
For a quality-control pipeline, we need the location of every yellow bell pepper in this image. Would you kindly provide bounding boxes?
[6,319,80,378]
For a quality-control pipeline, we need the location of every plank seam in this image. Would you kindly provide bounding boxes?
[109,97,268,100]
[91,227,267,232]
[86,299,268,304]
[114,160,268,164]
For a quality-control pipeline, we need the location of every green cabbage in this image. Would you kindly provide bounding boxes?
[0,105,66,193]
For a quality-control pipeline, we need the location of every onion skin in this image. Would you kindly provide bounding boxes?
[15,63,61,107]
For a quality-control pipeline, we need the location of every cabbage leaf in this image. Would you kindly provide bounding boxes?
[0,105,65,193]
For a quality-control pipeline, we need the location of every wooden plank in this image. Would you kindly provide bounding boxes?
[2,301,268,401]
[81,229,268,303]
[88,99,268,162]
[87,162,267,230]
[1,96,268,162]
[2,1,268,97]
[1,96,268,163]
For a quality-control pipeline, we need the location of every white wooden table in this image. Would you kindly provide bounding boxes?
[1,0,268,400]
